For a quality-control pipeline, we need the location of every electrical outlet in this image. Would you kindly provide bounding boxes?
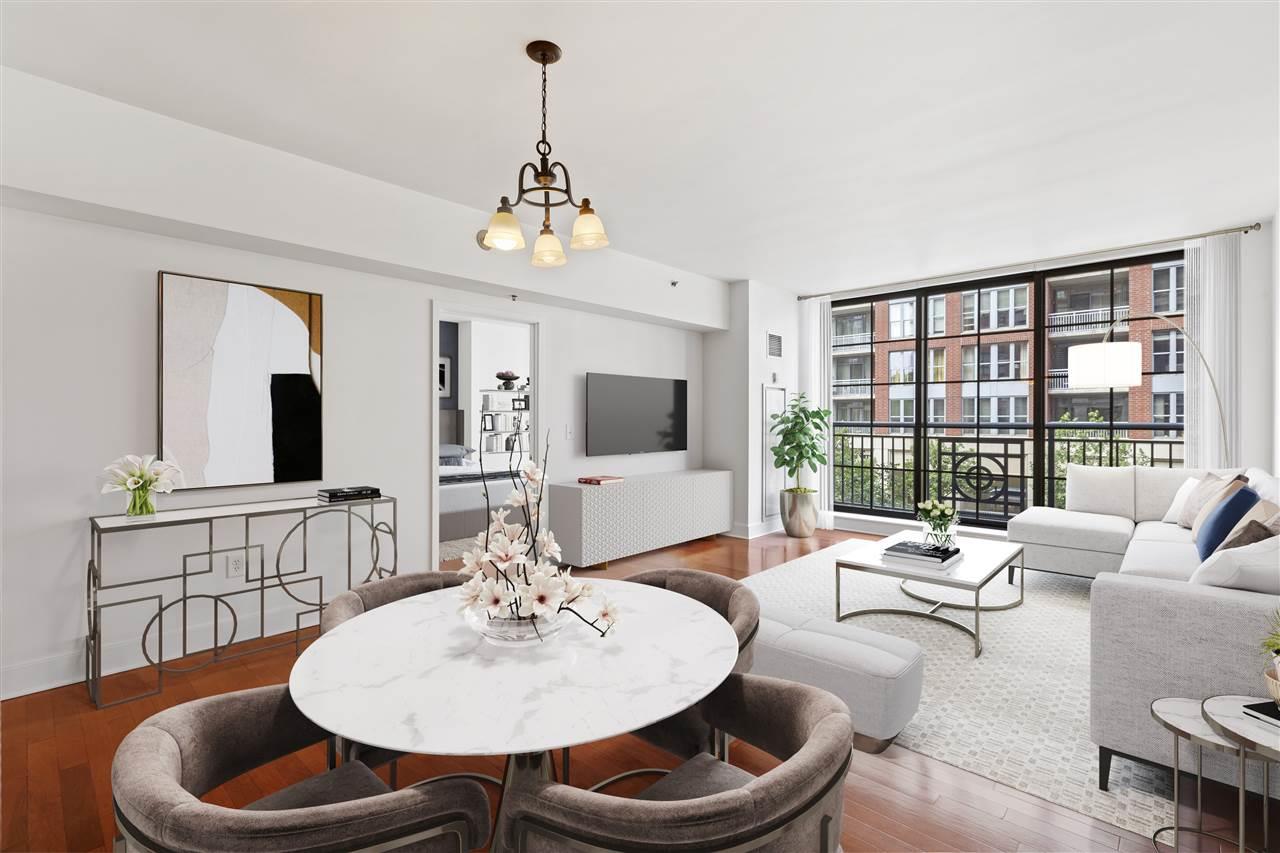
[226,554,245,578]
[564,424,574,441]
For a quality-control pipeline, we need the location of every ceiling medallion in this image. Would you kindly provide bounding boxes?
[475,40,609,268]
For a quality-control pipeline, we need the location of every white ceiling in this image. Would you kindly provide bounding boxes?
[2,2,1277,294]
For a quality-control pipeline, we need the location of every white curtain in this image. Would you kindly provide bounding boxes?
[1184,233,1241,468]
[799,297,834,528]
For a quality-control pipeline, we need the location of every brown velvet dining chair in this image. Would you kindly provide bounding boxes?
[497,673,853,852]
[110,683,490,852]
[320,570,468,787]
[623,569,761,761]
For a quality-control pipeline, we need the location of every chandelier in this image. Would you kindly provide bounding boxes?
[475,41,609,267]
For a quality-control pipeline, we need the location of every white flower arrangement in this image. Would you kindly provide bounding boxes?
[458,433,617,639]
[916,498,957,541]
[101,454,184,516]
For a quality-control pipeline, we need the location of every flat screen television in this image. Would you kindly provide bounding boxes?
[586,373,688,456]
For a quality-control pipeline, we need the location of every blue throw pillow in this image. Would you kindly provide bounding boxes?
[1196,487,1260,560]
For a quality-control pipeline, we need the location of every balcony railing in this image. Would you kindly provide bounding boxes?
[1047,305,1128,336]
[1047,369,1069,390]
[832,332,872,349]
[832,380,872,398]
[830,421,1183,523]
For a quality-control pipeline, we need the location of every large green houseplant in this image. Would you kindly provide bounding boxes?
[769,393,831,537]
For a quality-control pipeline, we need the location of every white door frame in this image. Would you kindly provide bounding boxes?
[429,298,544,571]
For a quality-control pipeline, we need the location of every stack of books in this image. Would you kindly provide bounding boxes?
[317,486,381,503]
[578,475,624,486]
[881,540,962,569]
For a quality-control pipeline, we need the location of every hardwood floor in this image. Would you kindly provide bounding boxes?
[2,530,1273,851]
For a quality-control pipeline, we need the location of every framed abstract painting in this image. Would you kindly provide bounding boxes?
[158,271,323,488]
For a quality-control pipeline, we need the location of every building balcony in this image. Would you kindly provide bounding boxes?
[832,332,872,352]
[1047,369,1069,391]
[1047,305,1128,337]
[832,380,872,399]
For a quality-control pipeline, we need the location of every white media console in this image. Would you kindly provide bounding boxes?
[547,469,733,566]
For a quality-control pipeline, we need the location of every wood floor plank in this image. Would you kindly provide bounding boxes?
[59,762,105,852]
[25,737,66,853]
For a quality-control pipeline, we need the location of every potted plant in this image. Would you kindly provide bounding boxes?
[1264,609,1280,707]
[769,393,830,538]
[496,370,520,391]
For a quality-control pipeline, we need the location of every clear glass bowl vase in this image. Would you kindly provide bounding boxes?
[465,607,564,647]
[923,523,957,549]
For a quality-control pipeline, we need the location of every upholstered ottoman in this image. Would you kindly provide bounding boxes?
[750,606,924,753]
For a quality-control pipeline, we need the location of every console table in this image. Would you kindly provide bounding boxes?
[546,470,732,567]
[86,496,397,707]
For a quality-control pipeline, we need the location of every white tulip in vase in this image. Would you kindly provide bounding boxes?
[101,454,183,517]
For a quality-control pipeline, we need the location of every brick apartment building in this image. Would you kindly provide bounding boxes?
[830,260,1186,441]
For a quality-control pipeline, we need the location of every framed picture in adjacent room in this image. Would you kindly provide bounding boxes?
[481,414,496,432]
[159,271,323,488]
[512,395,528,411]
[437,356,452,398]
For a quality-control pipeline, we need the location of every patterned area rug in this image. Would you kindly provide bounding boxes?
[740,540,1173,838]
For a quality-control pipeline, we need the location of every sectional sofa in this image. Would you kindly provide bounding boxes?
[1008,464,1279,791]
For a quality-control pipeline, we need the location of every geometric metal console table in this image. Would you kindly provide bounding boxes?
[86,496,397,708]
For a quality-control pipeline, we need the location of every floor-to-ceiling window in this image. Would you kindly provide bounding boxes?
[830,251,1185,525]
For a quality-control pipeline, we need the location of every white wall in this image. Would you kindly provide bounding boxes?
[702,280,802,538]
[0,207,704,698]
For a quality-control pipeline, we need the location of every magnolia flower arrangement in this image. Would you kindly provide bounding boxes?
[458,438,617,644]
[916,498,958,547]
[101,454,184,516]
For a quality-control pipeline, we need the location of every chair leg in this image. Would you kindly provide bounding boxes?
[1099,746,1113,791]
[389,759,398,790]
[561,748,570,786]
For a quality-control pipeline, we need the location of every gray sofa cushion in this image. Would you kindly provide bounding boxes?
[1130,521,1195,544]
[1118,538,1202,581]
[1135,467,1208,522]
[1006,506,1133,554]
[751,606,923,745]
[1065,464,1135,518]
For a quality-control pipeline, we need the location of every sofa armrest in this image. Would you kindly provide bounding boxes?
[1090,572,1276,772]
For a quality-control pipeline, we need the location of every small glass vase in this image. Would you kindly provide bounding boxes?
[923,522,956,549]
[465,607,564,647]
[126,488,156,518]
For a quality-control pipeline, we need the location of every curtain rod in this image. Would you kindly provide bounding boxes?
[796,221,1263,302]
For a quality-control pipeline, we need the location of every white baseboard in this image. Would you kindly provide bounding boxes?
[727,518,784,539]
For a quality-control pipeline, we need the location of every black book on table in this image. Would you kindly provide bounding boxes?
[883,541,960,562]
[318,486,381,501]
[1243,700,1280,728]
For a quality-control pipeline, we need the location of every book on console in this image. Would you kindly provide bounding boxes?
[883,541,960,562]
[578,476,624,485]
[318,486,381,502]
[1242,700,1280,729]
[882,553,962,570]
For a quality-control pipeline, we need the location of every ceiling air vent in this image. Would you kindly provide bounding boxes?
[765,332,783,359]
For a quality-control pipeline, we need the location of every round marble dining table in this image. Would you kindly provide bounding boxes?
[290,577,740,756]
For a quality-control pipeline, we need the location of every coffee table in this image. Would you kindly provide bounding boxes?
[835,530,1024,657]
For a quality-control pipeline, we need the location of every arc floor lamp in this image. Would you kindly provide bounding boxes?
[1067,314,1230,463]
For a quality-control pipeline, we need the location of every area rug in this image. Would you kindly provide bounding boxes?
[740,540,1173,838]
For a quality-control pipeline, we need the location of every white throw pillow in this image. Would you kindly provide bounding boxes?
[1065,464,1136,519]
[1160,477,1202,524]
[1189,536,1280,594]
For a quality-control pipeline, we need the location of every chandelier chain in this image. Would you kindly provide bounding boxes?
[540,61,549,148]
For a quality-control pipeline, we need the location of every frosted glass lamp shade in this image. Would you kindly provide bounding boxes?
[1067,341,1142,389]
[482,209,525,251]
[570,210,609,250]
[531,230,567,268]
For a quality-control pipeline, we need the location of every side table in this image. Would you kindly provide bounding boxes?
[1151,697,1253,850]
[1203,695,1280,853]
